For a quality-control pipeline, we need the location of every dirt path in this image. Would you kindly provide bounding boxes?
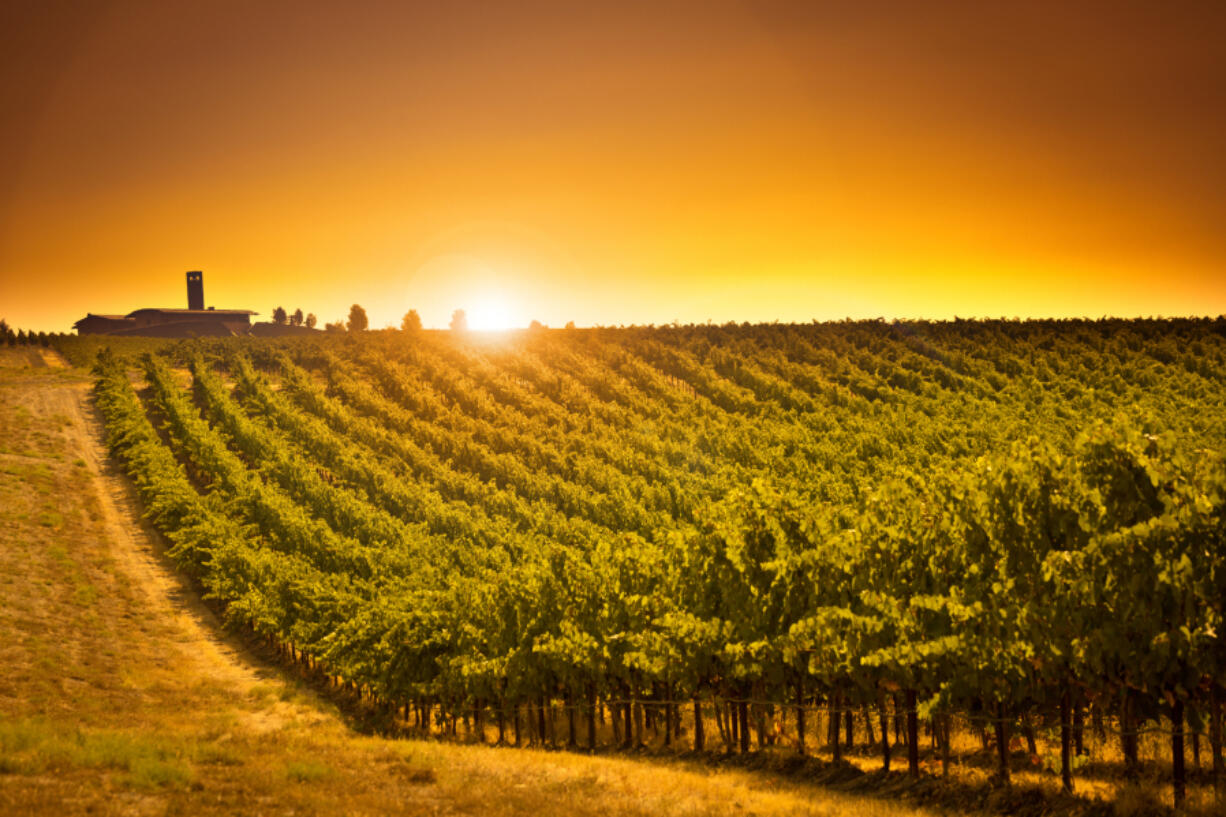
[66,373,274,702]
[2,349,307,729]
[0,349,357,814]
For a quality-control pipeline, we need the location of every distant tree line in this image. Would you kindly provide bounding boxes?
[0,319,65,347]
[3,307,575,346]
[271,306,317,328]
[268,304,570,334]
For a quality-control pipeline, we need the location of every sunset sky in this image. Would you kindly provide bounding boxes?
[2,0,1225,331]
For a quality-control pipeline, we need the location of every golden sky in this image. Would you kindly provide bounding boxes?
[2,0,1225,331]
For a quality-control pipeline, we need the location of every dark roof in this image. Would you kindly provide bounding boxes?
[72,313,136,327]
[109,318,250,338]
[126,308,257,317]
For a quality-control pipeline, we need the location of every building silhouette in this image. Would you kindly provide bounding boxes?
[186,270,204,311]
[73,271,257,337]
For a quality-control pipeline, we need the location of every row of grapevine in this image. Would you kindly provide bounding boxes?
[89,320,1226,807]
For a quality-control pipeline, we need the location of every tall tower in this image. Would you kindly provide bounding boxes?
[186,270,204,310]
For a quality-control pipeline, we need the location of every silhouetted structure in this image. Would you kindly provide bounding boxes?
[72,314,136,334]
[72,271,257,337]
[186,270,204,311]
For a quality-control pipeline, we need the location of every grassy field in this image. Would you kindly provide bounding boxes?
[0,345,1214,816]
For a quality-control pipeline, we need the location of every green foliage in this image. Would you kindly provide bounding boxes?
[0,719,192,787]
[89,319,1226,767]
[284,759,333,782]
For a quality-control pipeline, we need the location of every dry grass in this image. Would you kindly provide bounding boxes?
[0,347,1218,817]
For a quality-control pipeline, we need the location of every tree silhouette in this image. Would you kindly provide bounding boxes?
[324,320,345,333]
[291,308,304,326]
[449,309,468,332]
[272,306,287,325]
[402,309,423,332]
[529,319,546,332]
[347,304,368,332]
[305,313,317,329]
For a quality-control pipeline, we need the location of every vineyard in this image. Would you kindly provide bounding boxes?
[85,319,1225,808]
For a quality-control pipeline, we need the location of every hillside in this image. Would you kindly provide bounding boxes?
[3,319,1224,815]
[0,346,959,817]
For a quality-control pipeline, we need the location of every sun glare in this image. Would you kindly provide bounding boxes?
[466,295,518,331]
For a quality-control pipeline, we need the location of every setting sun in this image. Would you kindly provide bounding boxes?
[465,293,520,332]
